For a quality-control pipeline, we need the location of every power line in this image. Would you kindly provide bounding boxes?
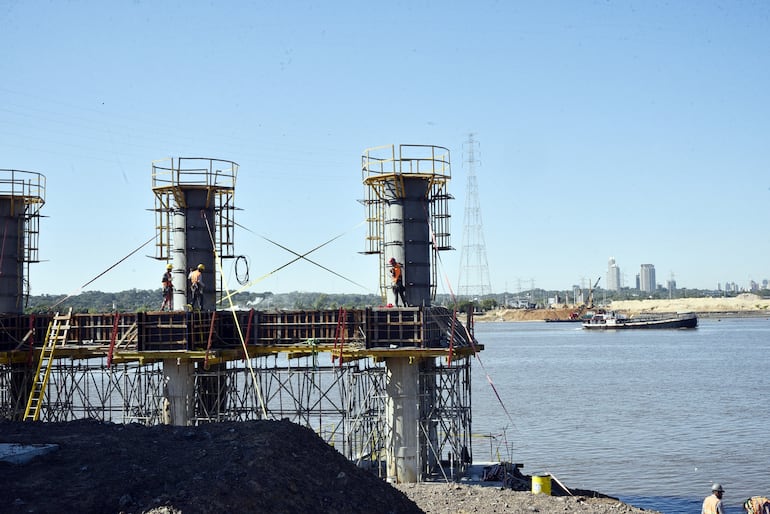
[457,133,492,299]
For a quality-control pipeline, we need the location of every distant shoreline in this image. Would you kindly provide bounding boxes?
[474,293,770,322]
[695,311,769,319]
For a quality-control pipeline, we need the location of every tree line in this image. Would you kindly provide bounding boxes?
[23,289,493,314]
[24,286,756,314]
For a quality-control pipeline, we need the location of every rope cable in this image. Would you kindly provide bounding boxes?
[218,220,371,304]
[50,234,157,310]
[202,213,268,418]
[425,207,518,438]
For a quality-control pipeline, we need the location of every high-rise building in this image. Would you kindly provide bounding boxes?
[606,257,621,291]
[640,264,656,293]
[667,278,676,299]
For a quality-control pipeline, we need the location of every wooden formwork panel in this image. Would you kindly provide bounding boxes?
[68,313,139,346]
[0,315,34,351]
[215,310,258,348]
[139,312,189,351]
[366,308,424,348]
[254,309,362,346]
[1,307,469,355]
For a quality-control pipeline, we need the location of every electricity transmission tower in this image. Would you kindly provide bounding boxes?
[457,134,492,300]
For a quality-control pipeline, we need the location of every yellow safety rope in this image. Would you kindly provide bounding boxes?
[218,220,370,305]
[202,213,268,418]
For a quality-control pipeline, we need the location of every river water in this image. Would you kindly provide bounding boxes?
[470,317,770,514]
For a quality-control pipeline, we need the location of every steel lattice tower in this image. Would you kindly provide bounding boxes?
[457,134,492,299]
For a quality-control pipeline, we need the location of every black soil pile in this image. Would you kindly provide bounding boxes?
[0,419,422,514]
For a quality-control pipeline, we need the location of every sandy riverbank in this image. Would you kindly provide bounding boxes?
[476,293,770,322]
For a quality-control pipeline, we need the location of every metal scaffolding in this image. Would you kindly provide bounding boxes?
[0,352,472,480]
[0,169,46,311]
[361,144,453,303]
[0,307,477,481]
[151,157,238,305]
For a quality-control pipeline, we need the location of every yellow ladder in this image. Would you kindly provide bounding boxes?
[23,308,72,421]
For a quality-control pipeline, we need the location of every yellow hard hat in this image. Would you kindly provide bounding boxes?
[166,264,173,270]
[197,264,205,270]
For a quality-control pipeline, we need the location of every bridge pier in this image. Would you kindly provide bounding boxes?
[385,357,420,483]
[162,359,195,426]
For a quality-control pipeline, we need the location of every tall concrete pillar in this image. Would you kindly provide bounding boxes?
[363,145,451,309]
[151,157,238,312]
[182,189,215,310]
[382,179,432,307]
[162,359,195,426]
[363,145,453,483]
[0,199,24,313]
[172,209,187,310]
[385,357,420,483]
[384,199,405,307]
[0,170,45,314]
[401,178,432,307]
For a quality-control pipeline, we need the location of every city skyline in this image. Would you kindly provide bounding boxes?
[2,2,768,297]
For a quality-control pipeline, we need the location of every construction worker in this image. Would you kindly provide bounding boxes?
[703,483,725,514]
[388,257,407,307]
[744,496,770,514]
[188,264,205,310]
[160,264,173,311]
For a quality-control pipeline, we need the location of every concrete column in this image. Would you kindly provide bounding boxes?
[385,199,404,307]
[385,357,420,483]
[0,198,25,313]
[162,359,195,426]
[383,178,432,308]
[183,189,215,310]
[401,178,431,307]
[172,209,187,310]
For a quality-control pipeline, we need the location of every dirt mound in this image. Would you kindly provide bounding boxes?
[0,419,421,514]
[1,420,661,513]
[476,307,578,322]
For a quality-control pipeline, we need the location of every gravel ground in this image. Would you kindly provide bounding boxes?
[395,482,661,514]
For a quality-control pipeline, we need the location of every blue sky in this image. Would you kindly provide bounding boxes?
[2,1,768,297]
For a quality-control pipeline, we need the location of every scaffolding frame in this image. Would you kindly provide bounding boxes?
[0,352,472,480]
[0,170,46,305]
[360,145,453,302]
[0,306,477,481]
[151,157,238,304]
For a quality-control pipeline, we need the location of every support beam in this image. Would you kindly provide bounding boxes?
[162,359,195,426]
[385,357,420,483]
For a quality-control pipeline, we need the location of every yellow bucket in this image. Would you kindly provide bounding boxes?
[531,474,551,495]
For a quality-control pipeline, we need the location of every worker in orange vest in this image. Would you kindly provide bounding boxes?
[188,264,205,310]
[702,483,725,514]
[388,257,407,307]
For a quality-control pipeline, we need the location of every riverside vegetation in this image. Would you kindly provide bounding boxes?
[25,289,769,315]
